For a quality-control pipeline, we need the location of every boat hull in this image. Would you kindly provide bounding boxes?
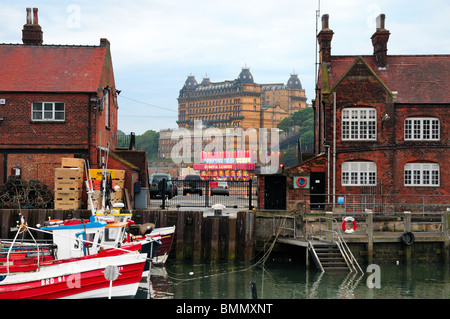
[0,251,146,299]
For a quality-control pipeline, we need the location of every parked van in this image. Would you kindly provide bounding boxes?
[149,173,176,199]
[183,174,203,196]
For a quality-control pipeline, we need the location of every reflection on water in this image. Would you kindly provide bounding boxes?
[135,262,450,299]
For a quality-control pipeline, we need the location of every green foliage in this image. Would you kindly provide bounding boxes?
[117,129,159,161]
[278,107,315,168]
[136,130,160,161]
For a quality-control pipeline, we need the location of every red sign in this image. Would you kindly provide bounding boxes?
[193,163,255,171]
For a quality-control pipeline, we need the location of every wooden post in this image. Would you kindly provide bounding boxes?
[176,211,185,261]
[228,217,236,262]
[325,211,333,241]
[209,216,220,262]
[444,209,450,263]
[244,211,255,262]
[404,211,412,264]
[193,211,203,263]
[1,209,11,239]
[366,209,374,264]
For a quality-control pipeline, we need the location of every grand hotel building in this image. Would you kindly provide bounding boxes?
[158,67,308,179]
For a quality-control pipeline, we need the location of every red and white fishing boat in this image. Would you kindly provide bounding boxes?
[0,216,147,299]
[98,206,175,276]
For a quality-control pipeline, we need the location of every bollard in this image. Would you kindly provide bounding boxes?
[250,281,257,299]
[366,209,374,265]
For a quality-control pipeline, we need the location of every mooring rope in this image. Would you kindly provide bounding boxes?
[163,211,296,284]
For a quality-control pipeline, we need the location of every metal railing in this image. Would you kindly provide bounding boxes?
[307,216,363,273]
[295,193,450,214]
[149,179,256,210]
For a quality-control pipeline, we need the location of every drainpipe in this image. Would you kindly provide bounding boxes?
[324,144,330,204]
[333,92,336,207]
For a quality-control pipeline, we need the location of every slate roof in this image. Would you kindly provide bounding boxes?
[0,44,108,92]
[326,55,450,104]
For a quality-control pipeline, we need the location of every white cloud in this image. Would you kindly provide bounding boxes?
[2,0,449,134]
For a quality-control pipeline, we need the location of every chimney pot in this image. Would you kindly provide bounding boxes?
[26,8,32,24]
[22,7,43,45]
[371,14,390,68]
[317,14,334,64]
[321,14,330,30]
[376,14,386,30]
[33,8,39,25]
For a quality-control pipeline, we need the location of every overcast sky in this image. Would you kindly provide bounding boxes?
[1,0,449,135]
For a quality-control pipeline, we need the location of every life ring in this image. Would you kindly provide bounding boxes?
[342,216,357,234]
[296,176,307,188]
[401,231,415,246]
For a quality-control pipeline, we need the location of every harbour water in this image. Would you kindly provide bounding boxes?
[135,261,450,299]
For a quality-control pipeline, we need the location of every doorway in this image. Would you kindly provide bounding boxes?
[310,172,325,210]
[264,175,286,210]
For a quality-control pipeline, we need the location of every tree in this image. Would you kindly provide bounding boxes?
[277,107,315,167]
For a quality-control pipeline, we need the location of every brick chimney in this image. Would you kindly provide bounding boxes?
[22,8,43,45]
[371,14,390,68]
[317,14,334,64]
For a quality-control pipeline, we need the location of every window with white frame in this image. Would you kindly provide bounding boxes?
[404,117,439,141]
[32,102,65,121]
[104,91,110,128]
[342,161,377,186]
[404,163,440,186]
[342,108,377,140]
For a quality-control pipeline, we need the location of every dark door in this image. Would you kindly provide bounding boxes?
[264,175,286,210]
[310,172,325,210]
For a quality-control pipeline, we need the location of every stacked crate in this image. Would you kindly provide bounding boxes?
[87,169,125,210]
[54,158,85,210]
[111,169,125,206]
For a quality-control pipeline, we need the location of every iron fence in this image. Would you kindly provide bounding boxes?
[296,193,450,214]
[148,179,257,210]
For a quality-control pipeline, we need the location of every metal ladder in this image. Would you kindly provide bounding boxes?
[308,217,363,274]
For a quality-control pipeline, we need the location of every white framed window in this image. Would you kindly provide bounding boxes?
[342,161,377,186]
[32,102,65,121]
[104,91,110,128]
[342,108,376,140]
[404,117,439,141]
[404,163,440,187]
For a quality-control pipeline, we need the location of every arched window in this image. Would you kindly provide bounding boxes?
[342,161,376,186]
[342,108,377,140]
[404,163,440,186]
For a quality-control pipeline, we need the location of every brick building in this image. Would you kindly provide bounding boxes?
[0,8,148,208]
[259,14,450,211]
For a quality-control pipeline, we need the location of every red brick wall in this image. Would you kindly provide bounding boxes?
[6,153,79,192]
[0,93,90,150]
[319,58,449,205]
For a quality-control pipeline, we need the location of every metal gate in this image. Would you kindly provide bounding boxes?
[148,179,256,210]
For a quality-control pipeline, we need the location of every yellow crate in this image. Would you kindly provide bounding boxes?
[55,168,83,180]
[54,198,81,210]
[55,189,82,198]
[55,179,83,189]
[89,169,125,181]
[61,158,85,169]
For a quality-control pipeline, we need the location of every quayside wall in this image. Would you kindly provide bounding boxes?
[0,209,255,263]
[1,209,448,264]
